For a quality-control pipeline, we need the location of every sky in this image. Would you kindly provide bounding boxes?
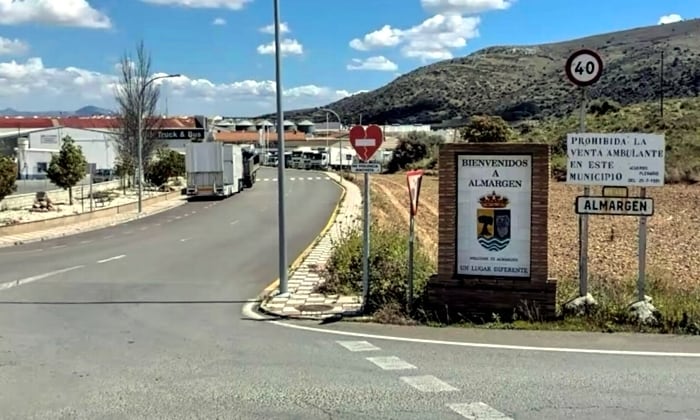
[0,0,697,117]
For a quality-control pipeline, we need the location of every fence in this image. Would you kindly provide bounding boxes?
[1,180,122,210]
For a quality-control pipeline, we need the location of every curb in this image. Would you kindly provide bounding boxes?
[255,172,348,309]
[1,198,187,248]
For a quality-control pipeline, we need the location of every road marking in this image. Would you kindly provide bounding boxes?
[290,177,296,181]
[153,223,161,227]
[0,265,85,291]
[102,235,114,239]
[238,304,700,358]
[366,356,417,371]
[400,375,458,393]
[79,240,93,244]
[180,238,191,242]
[175,216,182,220]
[336,340,380,352]
[97,255,126,264]
[51,245,66,249]
[307,177,314,180]
[272,178,278,182]
[139,226,148,231]
[324,177,330,180]
[191,211,197,214]
[447,403,513,419]
[123,230,133,234]
[230,220,239,226]
[263,178,270,181]
[316,177,321,180]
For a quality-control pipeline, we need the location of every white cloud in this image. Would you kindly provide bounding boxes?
[658,14,682,25]
[0,37,29,56]
[421,0,513,15]
[0,57,352,115]
[257,38,304,56]
[350,14,480,62]
[212,17,226,25]
[260,22,290,34]
[0,0,111,28]
[347,56,398,72]
[141,0,251,9]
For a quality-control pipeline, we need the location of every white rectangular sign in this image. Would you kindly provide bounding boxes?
[351,162,381,173]
[456,155,532,278]
[355,138,376,147]
[566,133,665,187]
[575,196,654,216]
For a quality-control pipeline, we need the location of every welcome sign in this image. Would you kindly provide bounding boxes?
[457,155,532,278]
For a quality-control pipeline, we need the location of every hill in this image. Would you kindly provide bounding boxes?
[0,105,114,117]
[272,19,700,124]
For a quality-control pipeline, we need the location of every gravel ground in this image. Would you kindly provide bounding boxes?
[367,174,700,289]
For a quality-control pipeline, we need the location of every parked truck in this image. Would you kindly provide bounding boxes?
[242,146,261,188]
[185,142,258,199]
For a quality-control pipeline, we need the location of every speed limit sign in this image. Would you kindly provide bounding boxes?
[565,49,603,87]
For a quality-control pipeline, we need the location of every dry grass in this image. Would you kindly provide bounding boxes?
[364,173,700,297]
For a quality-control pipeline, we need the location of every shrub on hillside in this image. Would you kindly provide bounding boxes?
[317,222,434,314]
[387,131,444,173]
[460,115,513,143]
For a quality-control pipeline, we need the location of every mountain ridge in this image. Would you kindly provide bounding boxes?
[267,18,700,124]
[0,105,115,117]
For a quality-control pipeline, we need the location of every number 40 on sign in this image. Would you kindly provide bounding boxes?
[566,49,604,87]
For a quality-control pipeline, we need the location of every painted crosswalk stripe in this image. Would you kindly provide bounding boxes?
[400,375,459,393]
[447,402,513,419]
[307,177,314,180]
[290,177,296,181]
[366,356,416,371]
[336,340,380,352]
[324,176,330,180]
[263,178,270,181]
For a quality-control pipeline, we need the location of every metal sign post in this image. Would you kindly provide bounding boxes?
[637,187,648,301]
[565,48,604,297]
[349,124,384,309]
[406,170,424,313]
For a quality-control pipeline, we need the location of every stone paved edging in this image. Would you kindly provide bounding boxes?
[260,172,364,319]
[0,196,187,247]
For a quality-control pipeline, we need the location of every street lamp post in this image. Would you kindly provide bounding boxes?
[273,0,289,296]
[320,108,342,170]
[136,73,180,214]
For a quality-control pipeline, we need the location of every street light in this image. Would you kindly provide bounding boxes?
[273,0,289,296]
[320,108,343,171]
[137,73,181,214]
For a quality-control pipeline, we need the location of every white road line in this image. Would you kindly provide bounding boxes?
[123,230,133,234]
[447,402,513,419]
[139,226,148,231]
[307,177,314,180]
[366,356,417,371]
[272,178,278,181]
[153,223,161,227]
[190,211,197,214]
[230,220,239,226]
[336,340,381,352]
[102,235,114,239]
[0,265,85,291]
[324,176,330,180]
[400,375,459,393]
[79,240,93,244]
[97,254,126,264]
[244,307,700,358]
[180,238,191,242]
[51,245,65,249]
[315,177,321,180]
[290,177,296,181]
[263,178,270,181]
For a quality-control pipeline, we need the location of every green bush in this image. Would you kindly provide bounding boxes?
[0,155,17,201]
[146,148,185,187]
[318,222,435,314]
[459,115,513,143]
[387,131,444,173]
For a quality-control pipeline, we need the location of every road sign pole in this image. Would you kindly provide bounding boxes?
[637,187,648,301]
[407,213,415,312]
[362,172,370,309]
[578,87,590,297]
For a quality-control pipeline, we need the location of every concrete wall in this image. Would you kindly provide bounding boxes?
[1,180,122,210]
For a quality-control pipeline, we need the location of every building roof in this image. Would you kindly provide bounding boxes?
[214,131,307,143]
[0,116,197,130]
[283,120,296,126]
[297,120,314,126]
[256,120,273,126]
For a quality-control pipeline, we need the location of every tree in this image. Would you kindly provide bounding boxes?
[145,148,185,187]
[112,40,163,184]
[0,155,17,201]
[460,115,513,143]
[46,136,87,205]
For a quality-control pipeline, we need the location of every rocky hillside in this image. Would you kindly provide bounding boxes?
[273,19,700,124]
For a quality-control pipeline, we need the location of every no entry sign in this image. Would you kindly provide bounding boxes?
[349,124,383,162]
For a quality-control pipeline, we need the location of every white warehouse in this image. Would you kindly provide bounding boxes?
[16,127,117,179]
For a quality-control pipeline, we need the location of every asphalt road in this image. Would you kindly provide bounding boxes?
[1,167,699,419]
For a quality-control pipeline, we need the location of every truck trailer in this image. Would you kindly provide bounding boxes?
[185,142,250,199]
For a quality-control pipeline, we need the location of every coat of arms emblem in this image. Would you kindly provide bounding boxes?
[476,191,511,252]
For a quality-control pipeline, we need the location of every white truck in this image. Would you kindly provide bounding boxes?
[185,142,250,198]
